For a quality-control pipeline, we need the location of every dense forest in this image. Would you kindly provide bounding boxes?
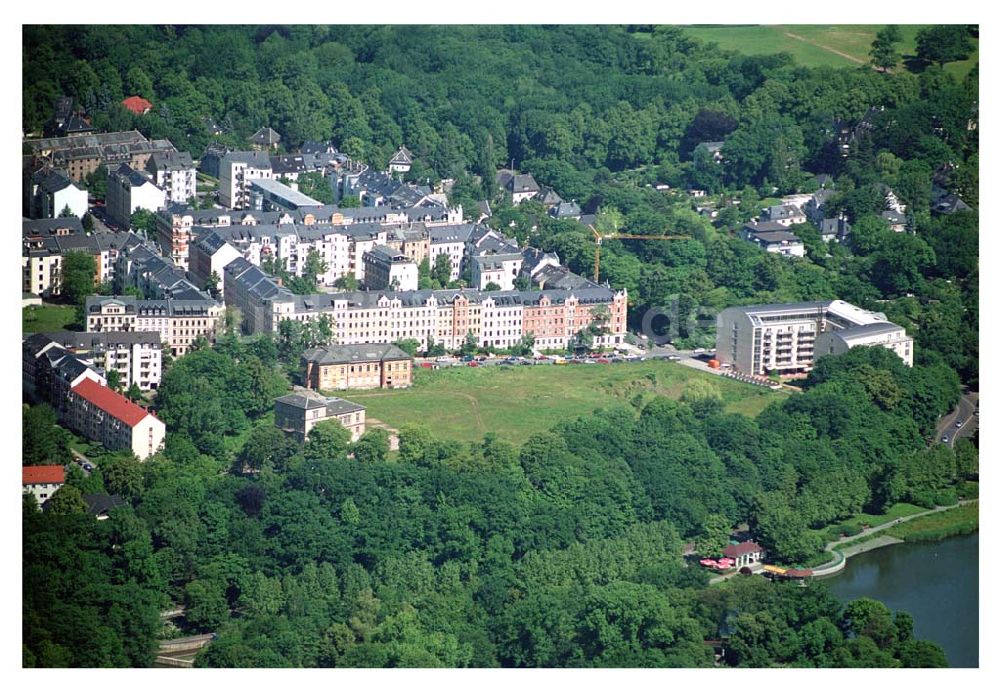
[23,25,977,668]
[24,336,971,667]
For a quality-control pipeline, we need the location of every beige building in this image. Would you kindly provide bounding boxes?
[274,390,366,443]
[64,378,165,460]
[85,296,223,357]
[302,344,413,391]
[24,130,177,182]
[716,300,913,376]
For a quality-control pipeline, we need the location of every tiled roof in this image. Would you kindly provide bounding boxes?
[122,96,153,114]
[723,541,763,557]
[23,465,65,485]
[71,377,152,427]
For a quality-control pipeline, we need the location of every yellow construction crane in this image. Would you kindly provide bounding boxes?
[589,226,690,282]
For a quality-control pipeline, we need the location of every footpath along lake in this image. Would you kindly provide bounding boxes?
[821,532,978,667]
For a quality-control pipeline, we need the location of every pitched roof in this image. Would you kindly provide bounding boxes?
[23,465,65,485]
[71,377,153,427]
[275,391,365,415]
[252,127,282,145]
[82,493,126,516]
[302,343,412,365]
[389,146,413,165]
[122,96,153,114]
[723,541,763,557]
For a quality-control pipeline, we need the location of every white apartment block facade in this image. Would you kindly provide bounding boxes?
[147,152,197,205]
[107,164,167,229]
[85,296,224,357]
[220,152,273,209]
[224,256,628,352]
[716,300,914,376]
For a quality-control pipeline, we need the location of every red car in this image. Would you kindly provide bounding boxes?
[467,361,479,367]
[597,358,610,364]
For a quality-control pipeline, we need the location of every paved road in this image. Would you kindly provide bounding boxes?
[69,448,97,472]
[936,391,978,445]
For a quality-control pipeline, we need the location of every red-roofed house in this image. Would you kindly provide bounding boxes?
[122,96,153,116]
[723,541,764,568]
[64,378,165,459]
[23,465,65,505]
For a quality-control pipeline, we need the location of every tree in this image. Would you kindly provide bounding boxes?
[303,421,352,462]
[869,25,902,72]
[353,428,390,463]
[295,171,335,204]
[841,598,898,650]
[431,254,452,287]
[106,369,122,391]
[60,250,96,304]
[394,338,420,357]
[81,213,95,232]
[695,513,731,558]
[303,248,328,288]
[205,271,221,298]
[103,453,144,499]
[22,404,72,466]
[916,26,975,66]
[334,274,359,291]
[45,485,86,515]
[417,258,434,290]
[85,169,107,201]
[483,282,501,292]
[59,204,76,218]
[129,208,157,238]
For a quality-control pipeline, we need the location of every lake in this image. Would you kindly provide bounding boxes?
[821,532,979,667]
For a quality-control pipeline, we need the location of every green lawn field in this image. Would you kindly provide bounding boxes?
[679,25,977,79]
[337,361,787,446]
[22,303,79,333]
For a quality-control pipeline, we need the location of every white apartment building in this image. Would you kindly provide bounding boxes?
[429,224,475,282]
[816,322,914,367]
[107,163,167,229]
[188,231,243,298]
[716,300,913,376]
[219,151,273,209]
[480,294,525,349]
[146,152,197,205]
[363,245,419,291]
[85,296,224,357]
[471,253,524,291]
[29,168,89,219]
[40,331,163,391]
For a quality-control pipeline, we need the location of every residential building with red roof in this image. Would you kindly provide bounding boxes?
[64,378,165,460]
[122,96,153,115]
[23,465,65,506]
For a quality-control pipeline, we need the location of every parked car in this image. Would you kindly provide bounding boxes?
[667,355,681,361]
[942,435,950,443]
[467,361,479,367]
